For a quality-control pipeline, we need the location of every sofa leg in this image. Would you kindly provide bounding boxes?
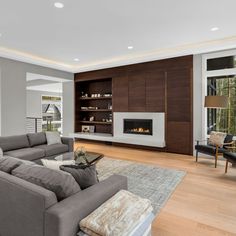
[196,151,198,162]
[225,160,228,173]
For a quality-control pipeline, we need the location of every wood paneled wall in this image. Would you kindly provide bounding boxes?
[75,55,193,155]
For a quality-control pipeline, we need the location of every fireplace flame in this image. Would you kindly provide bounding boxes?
[130,128,150,133]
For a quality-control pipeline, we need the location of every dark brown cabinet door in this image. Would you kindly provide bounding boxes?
[167,122,192,155]
[167,68,192,122]
[146,71,166,112]
[128,73,146,112]
[166,67,193,154]
[112,76,129,112]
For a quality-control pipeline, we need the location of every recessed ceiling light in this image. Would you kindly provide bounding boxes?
[211,27,219,32]
[74,58,80,62]
[54,2,64,8]
[128,46,133,50]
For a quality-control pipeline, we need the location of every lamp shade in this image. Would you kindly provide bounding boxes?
[204,96,228,108]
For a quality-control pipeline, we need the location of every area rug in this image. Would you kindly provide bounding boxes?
[96,157,186,215]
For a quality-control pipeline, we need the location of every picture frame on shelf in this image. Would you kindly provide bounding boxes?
[82,125,95,133]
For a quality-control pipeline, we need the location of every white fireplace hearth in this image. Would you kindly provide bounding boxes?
[113,112,165,147]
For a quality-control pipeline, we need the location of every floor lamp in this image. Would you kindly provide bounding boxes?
[204,95,229,133]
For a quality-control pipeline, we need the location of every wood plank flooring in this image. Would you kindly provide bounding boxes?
[75,141,236,236]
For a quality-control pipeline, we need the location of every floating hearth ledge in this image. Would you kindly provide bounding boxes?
[70,112,165,148]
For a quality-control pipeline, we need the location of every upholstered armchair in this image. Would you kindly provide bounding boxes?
[195,134,234,168]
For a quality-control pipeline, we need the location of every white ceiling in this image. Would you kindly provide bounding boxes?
[1,0,236,72]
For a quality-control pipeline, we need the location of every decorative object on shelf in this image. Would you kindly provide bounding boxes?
[89,116,95,121]
[103,93,112,97]
[108,103,112,110]
[81,92,88,98]
[102,118,106,122]
[82,125,95,133]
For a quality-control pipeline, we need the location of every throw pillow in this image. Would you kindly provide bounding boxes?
[60,164,98,189]
[0,147,3,158]
[12,164,81,201]
[208,131,227,148]
[0,156,22,173]
[45,131,62,145]
[41,159,75,171]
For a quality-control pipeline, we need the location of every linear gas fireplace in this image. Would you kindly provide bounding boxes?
[123,119,153,135]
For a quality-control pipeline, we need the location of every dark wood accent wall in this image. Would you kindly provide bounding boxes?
[75,55,193,155]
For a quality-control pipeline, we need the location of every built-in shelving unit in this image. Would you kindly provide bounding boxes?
[75,78,113,134]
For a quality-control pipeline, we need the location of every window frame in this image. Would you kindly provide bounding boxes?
[202,49,236,139]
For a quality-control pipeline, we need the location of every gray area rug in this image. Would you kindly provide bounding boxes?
[96,157,186,215]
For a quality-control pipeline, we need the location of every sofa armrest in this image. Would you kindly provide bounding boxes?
[45,174,128,236]
[61,137,74,152]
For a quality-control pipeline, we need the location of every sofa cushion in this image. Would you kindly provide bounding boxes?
[0,156,23,173]
[60,164,98,190]
[0,135,30,152]
[208,131,226,148]
[5,148,45,161]
[41,159,75,171]
[27,132,47,147]
[46,131,62,145]
[36,143,69,157]
[12,164,81,201]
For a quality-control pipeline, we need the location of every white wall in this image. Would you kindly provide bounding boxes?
[26,90,62,118]
[193,54,203,150]
[62,81,74,136]
[0,57,73,136]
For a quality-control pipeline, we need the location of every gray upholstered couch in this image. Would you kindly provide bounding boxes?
[0,170,127,236]
[0,132,74,163]
[0,132,128,236]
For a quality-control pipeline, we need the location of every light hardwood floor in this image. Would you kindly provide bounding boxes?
[75,141,236,236]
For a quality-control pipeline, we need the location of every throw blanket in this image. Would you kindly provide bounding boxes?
[80,190,153,236]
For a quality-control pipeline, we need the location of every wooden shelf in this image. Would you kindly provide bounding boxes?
[80,121,112,125]
[80,109,112,112]
[80,97,112,100]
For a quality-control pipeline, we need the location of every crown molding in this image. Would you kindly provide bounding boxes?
[0,46,73,72]
[1,36,236,73]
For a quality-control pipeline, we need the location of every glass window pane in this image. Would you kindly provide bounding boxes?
[207,56,236,71]
[207,75,236,135]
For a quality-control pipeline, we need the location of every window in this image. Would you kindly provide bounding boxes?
[204,50,236,136]
[42,96,62,134]
[207,75,236,135]
[207,56,236,71]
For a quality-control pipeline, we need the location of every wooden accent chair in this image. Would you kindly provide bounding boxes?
[195,134,234,168]
[223,144,236,173]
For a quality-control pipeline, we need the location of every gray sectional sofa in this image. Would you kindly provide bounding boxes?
[0,170,127,236]
[0,133,128,236]
[0,132,74,163]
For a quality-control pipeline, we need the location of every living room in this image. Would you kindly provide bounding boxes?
[0,1,236,236]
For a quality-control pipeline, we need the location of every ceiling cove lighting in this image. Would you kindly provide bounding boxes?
[211,27,219,32]
[128,46,134,50]
[54,2,64,8]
